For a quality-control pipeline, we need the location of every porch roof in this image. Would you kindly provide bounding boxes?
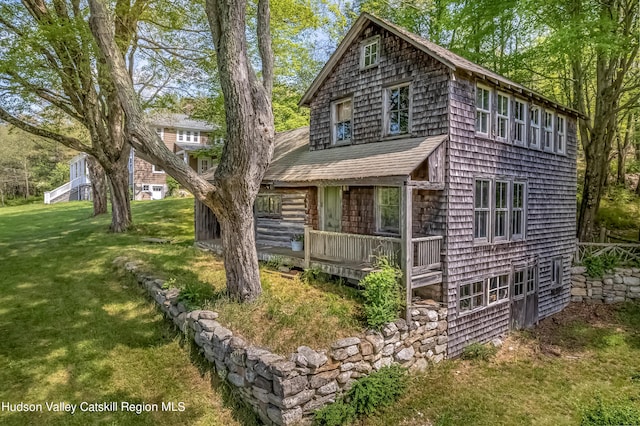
[263,126,446,184]
[175,142,210,152]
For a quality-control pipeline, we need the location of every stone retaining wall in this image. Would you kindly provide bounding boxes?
[571,266,640,303]
[115,258,448,425]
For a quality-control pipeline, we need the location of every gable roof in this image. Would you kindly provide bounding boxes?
[258,127,445,184]
[300,13,578,116]
[149,113,217,132]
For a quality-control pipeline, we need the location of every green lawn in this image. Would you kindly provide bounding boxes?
[362,303,640,426]
[0,200,246,426]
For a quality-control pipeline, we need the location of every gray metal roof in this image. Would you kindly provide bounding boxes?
[300,13,579,116]
[261,127,446,183]
[149,113,217,132]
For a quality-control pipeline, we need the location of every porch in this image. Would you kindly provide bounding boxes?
[196,227,443,284]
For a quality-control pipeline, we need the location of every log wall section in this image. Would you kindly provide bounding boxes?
[255,188,314,248]
[445,74,577,357]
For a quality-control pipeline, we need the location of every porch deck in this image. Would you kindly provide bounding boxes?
[195,239,381,281]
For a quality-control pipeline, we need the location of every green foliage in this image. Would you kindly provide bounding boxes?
[314,365,408,425]
[178,281,216,310]
[166,176,179,197]
[582,252,620,278]
[460,342,498,361]
[598,186,640,230]
[360,258,403,330]
[580,397,640,426]
[291,233,304,242]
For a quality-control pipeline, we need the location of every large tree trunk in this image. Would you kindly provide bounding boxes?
[218,204,261,300]
[87,155,108,216]
[107,152,132,232]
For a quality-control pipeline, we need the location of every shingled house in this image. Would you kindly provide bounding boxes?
[196,13,578,356]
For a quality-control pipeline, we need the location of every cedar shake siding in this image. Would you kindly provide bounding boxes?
[308,22,449,150]
[445,75,577,356]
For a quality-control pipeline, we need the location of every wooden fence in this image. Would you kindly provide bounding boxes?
[306,229,401,265]
[575,242,640,265]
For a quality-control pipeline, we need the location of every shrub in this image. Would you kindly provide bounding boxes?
[314,365,408,425]
[360,258,403,330]
[177,281,215,309]
[166,176,179,197]
[581,397,640,425]
[583,252,620,278]
[460,342,498,361]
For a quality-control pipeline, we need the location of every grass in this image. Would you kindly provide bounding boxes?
[597,185,640,240]
[361,302,640,426]
[0,198,361,425]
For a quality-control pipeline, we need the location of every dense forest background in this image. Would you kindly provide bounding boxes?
[0,0,638,241]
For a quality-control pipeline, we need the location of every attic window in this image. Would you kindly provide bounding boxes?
[332,98,352,144]
[361,37,379,68]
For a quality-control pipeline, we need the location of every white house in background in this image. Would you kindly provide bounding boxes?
[44,153,91,204]
[45,113,220,204]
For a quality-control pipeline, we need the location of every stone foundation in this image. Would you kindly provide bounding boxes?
[115,258,448,425]
[571,266,640,303]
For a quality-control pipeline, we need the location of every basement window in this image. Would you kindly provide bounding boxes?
[459,280,485,313]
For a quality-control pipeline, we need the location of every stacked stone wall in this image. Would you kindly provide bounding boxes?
[115,258,448,425]
[571,266,640,303]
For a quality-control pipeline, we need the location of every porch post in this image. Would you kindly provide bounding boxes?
[401,181,413,322]
[304,225,311,268]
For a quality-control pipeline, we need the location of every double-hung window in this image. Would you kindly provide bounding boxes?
[332,98,352,144]
[177,130,200,143]
[376,187,400,233]
[474,179,491,241]
[511,182,525,239]
[496,93,510,142]
[529,106,541,149]
[543,110,554,152]
[556,115,566,154]
[385,84,410,136]
[476,85,491,136]
[361,37,380,68]
[494,181,509,240]
[513,99,527,146]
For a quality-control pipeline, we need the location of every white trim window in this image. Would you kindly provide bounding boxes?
[459,280,485,313]
[543,110,554,152]
[511,182,525,239]
[385,84,410,136]
[496,92,510,141]
[551,257,563,287]
[556,115,566,154]
[494,180,509,240]
[361,37,380,68]
[529,106,541,149]
[474,179,491,241]
[155,127,164,140]
[476,85,491,136]
[197,158,211,174]
[177,130,200,143]
[488,274,509,304]
[376,187,400,233]
[513,99,527,146]
[332,98,352,144]
[152,164,164,174]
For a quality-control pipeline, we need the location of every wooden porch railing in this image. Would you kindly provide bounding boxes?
[575,242,640,265]
[305,228,401,266]
[412,236,442,275]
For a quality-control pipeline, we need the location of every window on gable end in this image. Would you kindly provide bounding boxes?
[361,37,380,68]
[496,93,510,142]
[332,98,352,144]
[385,84,410,136]
[476,85,491,136]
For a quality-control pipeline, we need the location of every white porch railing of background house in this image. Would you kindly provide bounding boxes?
[44,175,90,204]
[303,227,443,274]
